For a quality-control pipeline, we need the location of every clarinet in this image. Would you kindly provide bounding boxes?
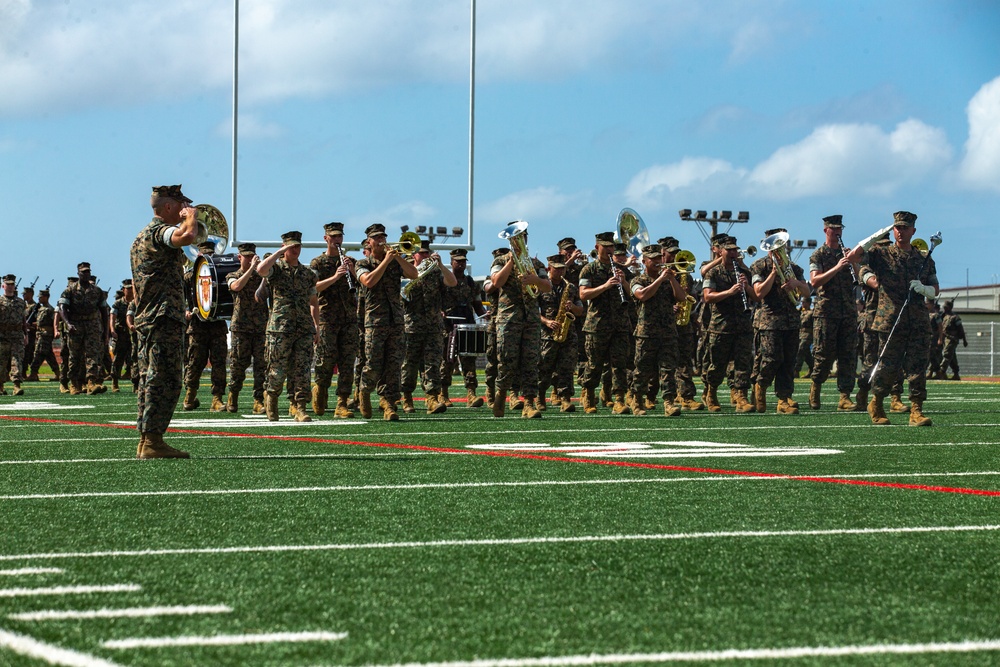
[731,259,751,312]
[335,246,356,294]
[611,262,627,304]
[838,236,859,284]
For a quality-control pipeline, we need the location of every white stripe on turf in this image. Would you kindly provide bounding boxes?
[1,525,997,562]
[0,584,140,598]
[0,628,123,667]
[103,631,347,649]
[0,452,437,466]
[344,640,1000,666]
[8,605,232,621]
[0,568,63,575]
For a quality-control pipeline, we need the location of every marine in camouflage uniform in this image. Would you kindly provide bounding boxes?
[356,223,419,421]
[183,242,229,412]
[750,228,810,414]
[537,254,583,412]
[349,241,372,411]
[257,231,318,422]
[22,285,37,380]
[227,242,269,414]
[926,302,944,378]
[0,275,27,395]
[659,237,701,411]
[482,248,509,407]
[29,287,60,380]
[851,211,938,426]
[938,300,967,380]
[578,232,633,414]
[109,280,134,392]
[58,262,109,395]
[557,237,588,382]
[440,249,487,408]
[701,236,756,412]
[54,277,77,392]
[310,222,359,418]
[401,242,456,414]
[131,184,199,458]
[854,238,904,410]
[608,245,637,406]
[795,296,814,378]
[807,215,860,411]
[489,231,551,418]
[629,245,685,416]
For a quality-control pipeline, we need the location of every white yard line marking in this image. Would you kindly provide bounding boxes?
[1,525,997,562]
[0,568,63,575]
[0,403,95,412]
[0,451,436,466]
[103,630,347,649]
[0,584,140,598]
[110,420,367,428]
[0,627,123,667]
[345,640,1000,666]
[9,605,232,622]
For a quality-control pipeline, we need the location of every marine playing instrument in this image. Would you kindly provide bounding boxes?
[759,231,800,307]
[389,231,422,256]
[184,204,230,265]
[616,208,651,260]
[498,220,540,299]
[673,250,697,327]
[552,278,576,343]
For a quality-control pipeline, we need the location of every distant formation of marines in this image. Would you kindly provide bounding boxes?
[3,185,967,459]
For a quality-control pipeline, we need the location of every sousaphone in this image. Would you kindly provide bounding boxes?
[616,208,650,259]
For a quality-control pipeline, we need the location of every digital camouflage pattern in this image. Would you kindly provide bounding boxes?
[939,312,965,375]
[60,281,107,385]
[30,302,59,376]
[130,218,187,328]
[629,272,679,402]
[110,297,132,382]
[702,264,753,334]
[227,268,269,333]
[264,261,317,405]
[490,256,544,398]
[401,265,447,394]
[356,256,406,403]
[750,257,804,331]
[311,253,359,326]
[441,274,482,391]
[184,318,228,395]
[537,280,581,399]
[795,306,814,376]
[578,260,632,334]
[311,255,359,398]
[356,257,404,328]
[226,267,267,402]
[0,295,26,385]
[809,244,857,319]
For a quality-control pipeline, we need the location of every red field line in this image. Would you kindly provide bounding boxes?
[3,414,999,497]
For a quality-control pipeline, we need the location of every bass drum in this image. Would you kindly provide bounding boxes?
[192,253,241,321]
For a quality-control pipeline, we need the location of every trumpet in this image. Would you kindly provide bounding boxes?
[737,245,757,260]
[498,220,540,298]
[389,231,422,256]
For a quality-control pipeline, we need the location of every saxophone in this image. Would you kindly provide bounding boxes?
[675,271,696,327]
[552,278,576,343]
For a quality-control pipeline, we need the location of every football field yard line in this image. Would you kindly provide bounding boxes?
[8,605,232,621]
[1,525,998,562]
[342,640,1000,666]
[102,630,348,649]
[0,584,140,598]
[0,627,123,667]
[0,568,63,575]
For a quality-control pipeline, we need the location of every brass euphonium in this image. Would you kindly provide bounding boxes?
[184,204,230,264]
[759,231,800,306]
[498,220,539,298]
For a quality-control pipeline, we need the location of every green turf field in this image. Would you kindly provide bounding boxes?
[1,378,999,666]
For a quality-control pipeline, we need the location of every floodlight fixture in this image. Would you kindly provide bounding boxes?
[452,227,464,236]
[415,225,427,234]
[400,225,409,233]
[807,239,818,248]
[738,211,750,221]
[679,209,692,219]
[793,240,804,248]
[436,226,448,235]
[695,210,708,220]
[719,210,732,221]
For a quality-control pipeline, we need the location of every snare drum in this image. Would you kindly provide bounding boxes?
[455,323,487,356]
[192,253,241,321]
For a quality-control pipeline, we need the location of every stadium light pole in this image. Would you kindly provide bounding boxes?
[679,209,749,251]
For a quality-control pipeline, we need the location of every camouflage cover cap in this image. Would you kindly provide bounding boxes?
[281,230,302,246]
[893,211,917,227]
[557,237,577,250]
[237,242,257,256]
[722,236,739,250]
[2,274,15,285]
[324,221,345,236]
[822,215,843,228]
[595,232,615,246]
[197,241,216,254]
[658,236,680,252]
[710,233,730,247]
[114,290,124,298]
[642,244,662,259]
[151,185,192,204]
[121,278,133,286]
[364,223,387,238]
[67,277,78,283]
[449,249,468,259]
[492,247,511,258]
[546,254,566,268]
[77,262,91,271]
[613,243,628,255]
[418,239,432,251]
[38,289,49,295]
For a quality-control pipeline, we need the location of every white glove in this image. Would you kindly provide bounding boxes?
[909,280,936,299]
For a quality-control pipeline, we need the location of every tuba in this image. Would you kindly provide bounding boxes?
[498,220,539,298]
[184,204,230,264]
[616,208,650,259]
[759,231,800,307]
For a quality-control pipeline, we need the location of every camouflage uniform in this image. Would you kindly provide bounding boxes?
[927,307,944,376]
[578,260,632,395]
[126,301,139,389]
[131,217,187,435]
[750,257,804,399]
[490,256,545,399]
[702,263,753,391]
[795,305,814,376]
[809,244,858,395]
[670,275,699,402]
[401,265,447,395]
[23,299,38,371]
[356,256,406,404]
[227,267,268,404]
[110,296,132,383]
[441,274,483,393]
[0,293,26,388]
[483,277,501,398]
[183,260,228,399]
[30,301,59,377]
[538,279,581,400]
[58,281,107,387]
[856,278,879,394]
[264,260,317,406]
[864,244,937,401]
[311,253,359,398]
[630,271,678,403]
[939,311,965,377]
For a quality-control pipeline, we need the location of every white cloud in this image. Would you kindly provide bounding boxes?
[362,200,437,230]
[624,158,747,210]
[216,114,286,140]
[958,75,1000,192]
[477,186,587,224]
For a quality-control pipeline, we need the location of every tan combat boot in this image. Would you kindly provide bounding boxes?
[226,391,239,413]
[288,403,297,417]
[599,385,611,408]
[312,385,328,416]
[909,401,932,427]
[537,394,548,412]
[704,386,722,413]
[776,398,799,415]
[786,397,800,409]
[112,377,120,393]
[348,389,359,411]
[383,402,399,421]
[360,392,373,419]
[681,396,705,411]
[808,382,821,410]
[729,387,738,405]
[753,383,767,414]
[868,395,890,425]
[560,396,575,413]
[59,381,70,394]
[467,389,484,408]
[493,389,507,418]
[294,404,312,422]
[645,395,657,411]
[209,395,225,412]
[264,393,279,422]
[853,387,868,412]
[402,393,416,414]
[582,387,597,414]
[183,388,199,410]
[837,392,856,411]
[664,399,681,417]
[510,395,525,411]
[334,395,354,419]
[889,394,908,413]
[611,394,631,415]
[734,390,754,413]
[484,385,494,407]
[521,397,542,419]
[426,393,447,415]
[440,386,453,408]
[138,433,190,459]
[629,394,646,416]
[136,433,146,458]
[550,388,559,405]
[252,399,265,415]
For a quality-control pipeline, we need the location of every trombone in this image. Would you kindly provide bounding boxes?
[661,249,696,273]
[389,231,422,256]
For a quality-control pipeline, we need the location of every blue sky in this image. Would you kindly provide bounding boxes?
[2,0,999,291]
